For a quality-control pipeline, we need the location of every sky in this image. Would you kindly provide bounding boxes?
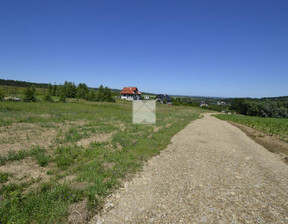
[0,0,287,98]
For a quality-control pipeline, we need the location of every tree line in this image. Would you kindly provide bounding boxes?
[171,96,288,118]
[0,79,49,88]
[23,81,115,102]
[230,98,288,118]
[171,97,229,111]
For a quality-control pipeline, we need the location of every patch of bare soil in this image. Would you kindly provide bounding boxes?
[103,162,115,171]
[0,158,50,183]
[113,122,125,132]
[58,173,89,190]
[66,120,89,126]
[59,175,77,184]
[68,199,89,224]
[0,123,57,154]
[73,181,89,190]
[76,133,114,148]
[115,142,123,150]
[229,121,288,163]
[35,113,51,119]
[153,126,162,132]
[165,123,172,128]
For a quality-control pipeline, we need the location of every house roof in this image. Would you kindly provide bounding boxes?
[155,94,172,102]
[120,87,141,95]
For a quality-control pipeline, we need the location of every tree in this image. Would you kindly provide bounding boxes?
[171,97,180,106]
[44,84,53,102]
[59,86,67,102]
[103,87,114,102]
[230,98,246,114]
[88,89,97,101]
[278,107,288,118]
[24,85,36,102]
[0,89,5,101]
[0,89,4,100]
[247,103,259,116]
[95,85,115,102]
[63,81,77,98]
[76,83,89,99]
[52,83,57,96]
[96,85,104,102]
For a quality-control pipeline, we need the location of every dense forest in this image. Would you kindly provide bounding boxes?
[0,79,49,88]
[0,78,123,93]
[230,97,288,118]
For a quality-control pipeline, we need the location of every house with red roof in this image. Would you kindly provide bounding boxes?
[120,87,141,100]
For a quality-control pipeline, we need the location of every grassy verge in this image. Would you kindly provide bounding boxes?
[0,100,205,223]
[214,114,288,142]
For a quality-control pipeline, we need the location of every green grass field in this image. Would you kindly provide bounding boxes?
[0,100,205,223]
[215,114,288,143]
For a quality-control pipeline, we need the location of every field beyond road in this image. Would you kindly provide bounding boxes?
[91,113,288,223]
[0,100,205,223]
[214,114,288,143]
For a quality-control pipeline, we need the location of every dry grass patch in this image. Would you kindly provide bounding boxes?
[0,158,51,184]
[59,175,77,184]
[153,126,162,132]
[76,132,114,148]
[68,199,89,224]
[165,123,172,128]
[0,123,57,154]
[103,162,115,171]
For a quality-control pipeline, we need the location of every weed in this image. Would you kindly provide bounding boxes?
[54,146,82,169]
[0,182,83,224]
[35,153,50,167]
[0,172,9,184]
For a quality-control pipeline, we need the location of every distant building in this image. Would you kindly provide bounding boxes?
[199,101,209,107]
[155,94,172,104]
[3,96,21,101]
[217,101,227,106]
[143,96,150,100]
[120,87,141,100]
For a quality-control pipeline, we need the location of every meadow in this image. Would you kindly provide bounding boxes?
[0,99,205,223]
[214,114,288,143]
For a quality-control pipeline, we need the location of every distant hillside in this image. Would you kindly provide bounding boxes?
[0,78,120,92]
[258,96,288,102]
[0,78,157,95]
[0,79,49,88]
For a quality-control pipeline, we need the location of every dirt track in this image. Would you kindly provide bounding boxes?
[91,113,288,223]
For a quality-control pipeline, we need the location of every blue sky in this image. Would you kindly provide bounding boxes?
[0,0,287,97]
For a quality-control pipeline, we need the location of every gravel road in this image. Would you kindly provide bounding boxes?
[90,113,288,224]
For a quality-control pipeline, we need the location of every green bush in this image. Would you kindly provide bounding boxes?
[24,85,37,102]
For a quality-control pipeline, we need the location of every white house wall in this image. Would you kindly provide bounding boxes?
[121,94,140,100]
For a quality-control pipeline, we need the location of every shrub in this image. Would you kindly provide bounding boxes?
[24,85,36,102]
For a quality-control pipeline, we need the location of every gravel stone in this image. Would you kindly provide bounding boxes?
[90,114,288,223]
